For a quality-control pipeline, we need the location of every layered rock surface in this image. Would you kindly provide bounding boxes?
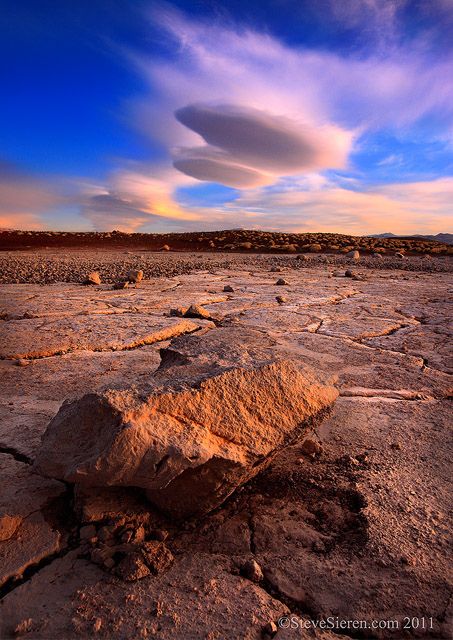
[34,328,338,519]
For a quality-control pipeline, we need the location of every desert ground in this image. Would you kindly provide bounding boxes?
[0,246,452,639]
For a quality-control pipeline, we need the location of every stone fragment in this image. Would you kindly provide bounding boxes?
[112,281,129,290]
[344,270,356,278]
[263,621,278,636]
[83,271,101,285]
[395,252,405,258]
[184,304,211,319]
[300,438,323,457]
[346,250,360,260]
[127,269,143,284]
[13,618,33,636]
[241,558,263,583]
[141,541,174,575]
[115,552,150,581]
[276,278,288,285]
[275,296,287,304]
[296,254,309,261]
[170,307,188,317]
[34,328,338,520]
[223,285,234,292]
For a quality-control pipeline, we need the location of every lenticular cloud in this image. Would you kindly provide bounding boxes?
[172,104,352,187]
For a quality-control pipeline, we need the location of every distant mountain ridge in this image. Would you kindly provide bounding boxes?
[370,233,453,245]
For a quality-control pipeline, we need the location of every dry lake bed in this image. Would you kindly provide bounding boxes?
[0,251,452,639]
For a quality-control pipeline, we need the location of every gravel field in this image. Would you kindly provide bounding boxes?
[0,250,452,284]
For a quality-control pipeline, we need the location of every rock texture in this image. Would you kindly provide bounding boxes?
[34,329,338,519]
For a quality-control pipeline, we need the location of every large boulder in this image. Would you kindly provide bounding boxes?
[34,328,338,520]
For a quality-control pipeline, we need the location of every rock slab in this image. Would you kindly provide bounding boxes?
[34,330,338,519]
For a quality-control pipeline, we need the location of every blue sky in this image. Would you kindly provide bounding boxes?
[1,0,452,234]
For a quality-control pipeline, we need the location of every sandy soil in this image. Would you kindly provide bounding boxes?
[0,252,451,639]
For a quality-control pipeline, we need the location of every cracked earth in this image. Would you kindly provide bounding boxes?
[0,257,452,639]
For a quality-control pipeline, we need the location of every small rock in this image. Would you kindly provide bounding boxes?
[395,252,405,258]
[170,307,188,317]
[83,271,101,286]
[112,281,129,290]
[356,452,369,463]
[141,541,174,575]
[373,253,383,259]
[93,618,103,633]
[332,271,344,277]
[115,552,151,581]
[223,285,234,292]
[16,358,30,367]
[127,269,143,284]
[346,250,360,260]
[296,254,308,261]
[300,438,323,457]
[184,304,211,319]
[160,244,170,251]
[269,267,281,272]
[262,621,278,637]
[103,557,115,570]
[352,275,366,281]
[275,278,288,286]
[275,296,287,304]
[344,269,356,278]
[241,559,263,583]
[14,618,33,636]
[391,441,402,450]
[79,524,96,541]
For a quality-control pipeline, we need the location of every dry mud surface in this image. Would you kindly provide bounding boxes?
[0,253,452,639]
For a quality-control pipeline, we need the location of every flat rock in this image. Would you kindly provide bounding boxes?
[34,328,338,519]
[0,315,200,359]
[0,453,66,586]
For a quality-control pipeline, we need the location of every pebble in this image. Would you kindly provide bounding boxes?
[300,438,323,457]
[93,618,103,633]
[275,278,288,285]
[112,281,129,289]
[127,269,143,284]
[241,559,263,582]
[262,621,278,636]
[83,271,101,285]
[16,359,30,367]
[223,284,234,292]
[275,295,287,304]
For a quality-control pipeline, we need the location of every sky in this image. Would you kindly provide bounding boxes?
[1,0,453,235]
